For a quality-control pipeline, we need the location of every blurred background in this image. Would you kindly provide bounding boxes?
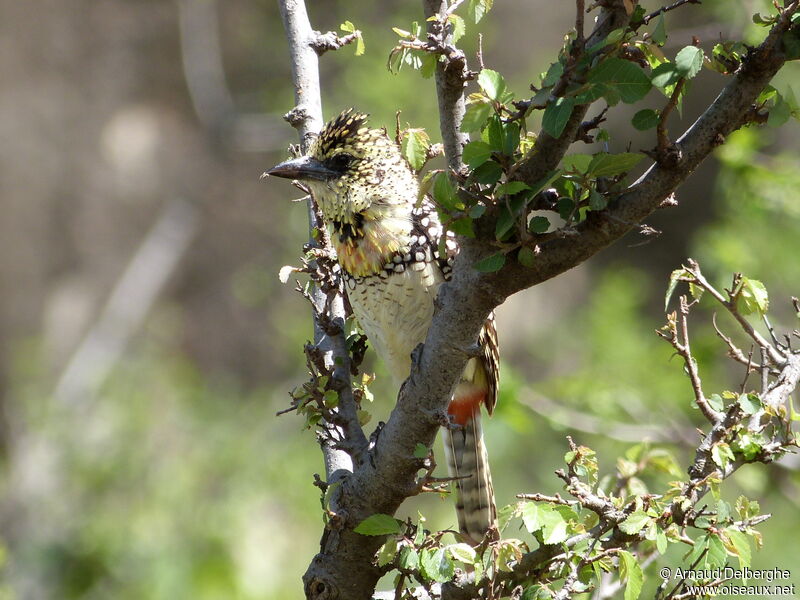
[0,1,798,598]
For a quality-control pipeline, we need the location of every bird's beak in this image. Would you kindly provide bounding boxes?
[262,155,336,182]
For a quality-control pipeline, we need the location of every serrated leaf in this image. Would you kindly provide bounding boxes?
[471,160,503,184]
[539,505,571,545]
[421,548,454,583]
[521,502,543,533]
[474,252,505,272]
[448,13,466,43]
[468,0,493,23]
[401,128,431,171]
[737,277,769,315]
[541,61,564,87]
[619,511,651,535]
[725,528,752,569]
[737,393,762,415]
[518,246,536,267]
[462,140,492,168]
[542,97,574,138]
[460,101,492,132]
[354,514,402,535]
[340,20,355,33]
[587,58,652,103]
[377,537,398,566]
[651,62,681,89]
[399,546,419,570]
[588,152,644,177]
[706,534,727,569]
[450,216,475,237]
[478,69,507,101]
[708,394,725,412]
[711,442,735,470]
[618,550,643,600]
[675,46,704,79]
[632,108,659,130]
[447,543,477,564]
[496,181,530,196]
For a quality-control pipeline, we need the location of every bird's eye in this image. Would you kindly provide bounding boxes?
[329,153,355,171]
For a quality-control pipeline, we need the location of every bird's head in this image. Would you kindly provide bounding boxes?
[265,109,418,228]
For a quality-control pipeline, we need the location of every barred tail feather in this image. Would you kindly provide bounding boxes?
[443,413,497,544]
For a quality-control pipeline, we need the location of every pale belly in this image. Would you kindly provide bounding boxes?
[347,262,444,383]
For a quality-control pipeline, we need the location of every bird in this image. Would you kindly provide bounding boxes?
[265,108,498,544]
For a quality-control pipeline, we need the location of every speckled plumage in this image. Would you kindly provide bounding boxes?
[273,109,499,543]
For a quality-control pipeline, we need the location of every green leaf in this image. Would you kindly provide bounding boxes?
[354,514,402,535]
[460,101,493,132]
[588,152,644,177]
[420,53,438,79]
[542,97,575,138]
[675,46,704,79]
[538,505,572,545]
[447,543,477,564]
[706,534,727,569]
[471,160,503,184]
[399,546,419,570]
[377,538,398,566]
[433,172,459,211]
[468,0,493,23]
[462,141,492,168]
[502,121,521,156]
[340,21,364,56]
[496,181,530,196]
[588,189,607,210]
[478,69,507,101]
[518,246,536,267]
[768,94,792,127]
[561,153,593,173]
[542,61,564,87]
[737,277,769,315]
[711,442,735,470]
[656,528,668,554]
[664,267,692,311]
[450,217,475,237]
[632,108,659,130]
[413,443,429,458]
[448,14,466,43]
[618,550,643,600]
[650,62,681,89]
[474,252,506,272]
[619,511,652,535]
[401,129,431,171]
[486,115,504,151]
[725,528,752,569]
[652,13,667,46]
[587,58,652,103]
[421,548,454,583]
[529,216,550,234]
[708,394,725,412]
[737,393,762,415]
